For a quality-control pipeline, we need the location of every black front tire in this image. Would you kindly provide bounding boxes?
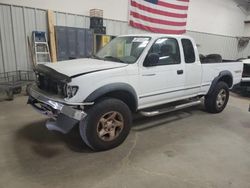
[204,81,229,113]
[79,98,132,151]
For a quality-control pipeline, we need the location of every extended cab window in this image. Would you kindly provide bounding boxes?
[150,38,181,65]
[181,39,195,63]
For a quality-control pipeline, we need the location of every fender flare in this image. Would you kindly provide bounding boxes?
[207,70,233,95]
[84,83,138,110]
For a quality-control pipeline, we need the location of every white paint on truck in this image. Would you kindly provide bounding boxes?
[45,34,243,109]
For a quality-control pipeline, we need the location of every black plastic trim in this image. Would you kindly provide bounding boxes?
[84,83,138,110]
[207,71,233,95]
[35,64,71,83]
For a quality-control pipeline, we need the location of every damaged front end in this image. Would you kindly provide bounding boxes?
[27,65,90,134]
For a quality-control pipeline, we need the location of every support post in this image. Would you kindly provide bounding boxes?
[47,10,57,62]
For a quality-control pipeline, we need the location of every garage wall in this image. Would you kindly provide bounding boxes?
[1,0,246,37]
[0,0,129,22]
[0,3,249,74]
[0,4,47,73]
[187,0,246,37]
[244,14,250,36]
[54,12,247,60]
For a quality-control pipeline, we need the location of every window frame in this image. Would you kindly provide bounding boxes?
[181,38,196,64]
[144,37,181,67]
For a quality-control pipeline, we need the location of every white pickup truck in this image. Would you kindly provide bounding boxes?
[28,34,243,151]
[239,58,250,92]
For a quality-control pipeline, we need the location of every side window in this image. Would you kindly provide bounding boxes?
[181,39,195,63]
[150,38,181,65]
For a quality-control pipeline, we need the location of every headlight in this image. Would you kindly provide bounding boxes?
[65,85,78,99]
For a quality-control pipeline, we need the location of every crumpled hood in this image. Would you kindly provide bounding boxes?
[44,58,127,77]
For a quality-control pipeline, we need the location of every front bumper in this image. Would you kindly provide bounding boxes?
[27,85,88,133]
[27,85,87,121]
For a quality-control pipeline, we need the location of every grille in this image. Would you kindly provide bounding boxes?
[37,74,66,97]
[242,64,250,78]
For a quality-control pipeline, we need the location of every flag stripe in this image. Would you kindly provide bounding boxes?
[130,16,186,30]
[130,11,186,26]
[134,0,188,14]
[158,0,188,10]
[130,6,187,22]
[160,0,189,6]
[130,20,186,34]
[131,0,187,18]
[129,0,189,34]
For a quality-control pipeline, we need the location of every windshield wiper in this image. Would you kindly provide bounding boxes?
[104,56,127,63]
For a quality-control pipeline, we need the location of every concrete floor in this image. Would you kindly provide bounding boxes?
[0,92,250,188]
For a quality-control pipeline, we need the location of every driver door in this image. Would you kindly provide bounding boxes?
[138,38,185,109]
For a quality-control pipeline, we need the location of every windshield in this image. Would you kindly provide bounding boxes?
[94,36,151,64]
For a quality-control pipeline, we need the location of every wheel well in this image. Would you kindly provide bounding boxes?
[218,75,233,88]
[96,90,137,112]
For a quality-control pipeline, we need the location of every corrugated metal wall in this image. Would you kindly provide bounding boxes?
[0,4,47,73]
[0,3,249,74]
[187,31,238,60]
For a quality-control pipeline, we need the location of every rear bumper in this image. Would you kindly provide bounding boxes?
[241,77,250,87]
[241,77,250,82]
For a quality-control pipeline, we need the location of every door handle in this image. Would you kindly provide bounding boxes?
[142,73,156,76]
[177,70,183,75]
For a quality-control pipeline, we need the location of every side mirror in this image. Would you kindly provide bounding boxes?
[143,53,159,67]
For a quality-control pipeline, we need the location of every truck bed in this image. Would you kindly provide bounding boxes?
[202,62,243,88]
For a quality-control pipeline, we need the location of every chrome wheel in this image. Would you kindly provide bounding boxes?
[216,89,227,108]
[97,111,124,141]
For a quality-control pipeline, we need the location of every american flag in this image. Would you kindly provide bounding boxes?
[129,0,189,34]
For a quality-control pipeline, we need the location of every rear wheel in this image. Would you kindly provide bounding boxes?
[79,98,132,151]
[204,82,229,113]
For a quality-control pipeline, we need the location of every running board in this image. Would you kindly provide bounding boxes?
[140,100,202,117]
